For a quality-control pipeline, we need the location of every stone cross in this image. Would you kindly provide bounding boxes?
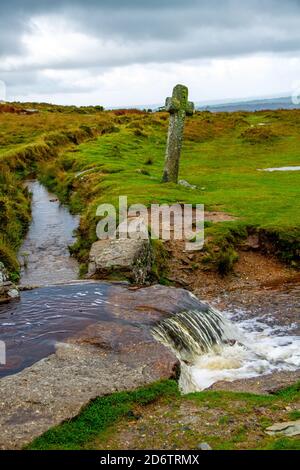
[162,84,194,183]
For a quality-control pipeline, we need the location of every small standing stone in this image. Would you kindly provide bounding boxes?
[162,84,194,184]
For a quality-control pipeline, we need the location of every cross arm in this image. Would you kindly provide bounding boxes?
[165,96,181,114]
[186,101,195,116]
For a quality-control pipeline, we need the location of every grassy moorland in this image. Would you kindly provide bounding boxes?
[0,104,299,278]
[27,379,300,450]
[38,108,300,273]
[0,103,115,279]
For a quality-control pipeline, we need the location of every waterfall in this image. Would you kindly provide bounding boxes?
[152,306,300,393]
[152,306,243,392]
[152,307,240,364]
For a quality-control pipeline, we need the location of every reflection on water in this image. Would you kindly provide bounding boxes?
[18,181,79,287]
[0,282,130,378]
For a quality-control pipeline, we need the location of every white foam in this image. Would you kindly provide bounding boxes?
[180,313,300,393]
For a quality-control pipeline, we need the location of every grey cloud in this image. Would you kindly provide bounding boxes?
[0,0,300,98]
[1,1,300,56]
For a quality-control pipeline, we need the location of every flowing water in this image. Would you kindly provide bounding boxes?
[0,281,149,378]
[0,181,299,391]
[153,300,300,392]
[18,181,79,287]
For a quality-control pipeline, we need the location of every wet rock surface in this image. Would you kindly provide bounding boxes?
[0,283,204,378]
[0,283,205,449]
[211,283,300,334]
[210,370,300,395]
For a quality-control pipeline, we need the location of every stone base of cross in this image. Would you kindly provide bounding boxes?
[162,84,194,184]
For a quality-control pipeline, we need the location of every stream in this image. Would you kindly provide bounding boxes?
[0,181,299,390]
[18,181,79,287]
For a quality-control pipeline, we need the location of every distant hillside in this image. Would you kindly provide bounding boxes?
[196,96,300,112]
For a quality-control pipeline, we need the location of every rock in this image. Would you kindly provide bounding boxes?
[265,420,300,437]
[7,289,19,299]
[0,283,206,449]
[210,370,300,395]
[0,262,19,303]
[88,237,152,284]
[242,234,260,251]
[178,180,197,190]
[198,442,212,451]
[0,262,9,284]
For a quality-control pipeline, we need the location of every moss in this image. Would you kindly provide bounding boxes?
[77,263,87,278]
[150,239,170,282]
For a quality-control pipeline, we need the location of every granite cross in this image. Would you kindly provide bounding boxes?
[162,84,194,183]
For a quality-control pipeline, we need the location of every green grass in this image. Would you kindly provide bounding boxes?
[264,438,300,450]
[0,105,118,278]
[289,410,300,421]
[1,107,300,277]
[37,109,300,269]
[26,380,300,451]
[26,380,179,450]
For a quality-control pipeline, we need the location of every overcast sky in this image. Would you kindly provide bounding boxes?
[1,0,300,107]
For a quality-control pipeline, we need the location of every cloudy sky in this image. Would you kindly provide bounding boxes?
[1,0,300,107]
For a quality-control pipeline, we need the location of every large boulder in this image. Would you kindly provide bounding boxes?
[0,262,19,303]
[88,238,152,284]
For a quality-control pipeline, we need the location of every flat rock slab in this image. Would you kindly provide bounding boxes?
[0,284,204,450]
[266,419,300,437]
[0,342,176,450]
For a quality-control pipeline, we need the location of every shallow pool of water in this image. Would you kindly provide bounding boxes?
[0,282,152,378]
[260,166,300,172]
